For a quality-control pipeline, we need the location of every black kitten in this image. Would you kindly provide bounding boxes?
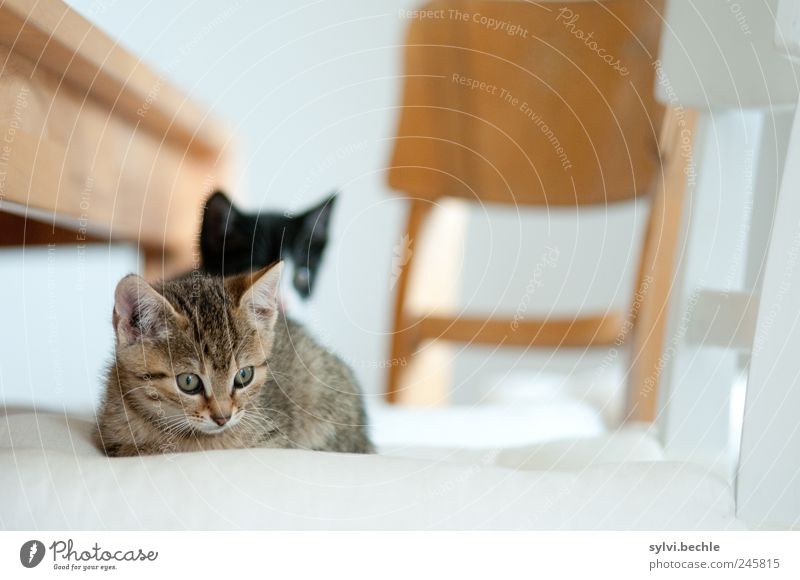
[200,191,335,299]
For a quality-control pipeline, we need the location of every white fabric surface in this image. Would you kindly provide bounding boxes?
[367,399,605,449]
[484,368,627,426]
[0,410,744,530]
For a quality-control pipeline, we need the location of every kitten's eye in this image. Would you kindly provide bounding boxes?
[176,373,203,394]
[234,366,254,388]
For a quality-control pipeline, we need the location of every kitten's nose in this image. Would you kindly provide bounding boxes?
[211,414,230,426]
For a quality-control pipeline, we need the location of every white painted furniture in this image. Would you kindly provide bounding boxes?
[736,0,800,530]
[648,0,800,528]
[652,0,800,477]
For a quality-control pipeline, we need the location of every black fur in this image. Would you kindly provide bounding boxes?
[200,191,335,298]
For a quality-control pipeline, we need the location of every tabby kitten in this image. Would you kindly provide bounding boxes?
[95,262,373,456]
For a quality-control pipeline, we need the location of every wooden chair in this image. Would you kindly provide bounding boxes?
[385,0,687,416]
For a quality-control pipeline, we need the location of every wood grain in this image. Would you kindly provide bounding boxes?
[626,107,698,422]
[389,0,665,206]
[386,198,433,403]
[0,0,229,157]
[0,0,237,277]
[415,313,625,348]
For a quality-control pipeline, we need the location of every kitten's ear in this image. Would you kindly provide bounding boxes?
[200,191,246,272]
[203,191,240,227]
[238,262,283,330]
[298,192,336,242]
[113,275,178,345]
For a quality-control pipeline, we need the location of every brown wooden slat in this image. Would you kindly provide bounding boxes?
[412,313,626,348]
[0,0,230,157]
[0,211,103,246]
[386,199,433,403]
[625,108,698,422]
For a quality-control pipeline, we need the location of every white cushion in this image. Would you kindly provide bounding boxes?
[380,426,663,468]
[368,399,605,449]
[0,410,744,530]
[496,425,665,471]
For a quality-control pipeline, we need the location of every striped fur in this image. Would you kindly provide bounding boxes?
[95,264,374,456]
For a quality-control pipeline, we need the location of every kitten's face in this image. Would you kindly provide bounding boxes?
[111,264,282,437]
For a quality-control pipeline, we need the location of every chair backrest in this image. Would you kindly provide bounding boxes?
[388,0,665,206]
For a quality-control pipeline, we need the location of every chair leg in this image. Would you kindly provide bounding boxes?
[626,107,696,421]
[651,110,759,467]
[386,198,431,403]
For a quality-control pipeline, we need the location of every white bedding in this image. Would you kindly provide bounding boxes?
[0,409,745,530]
[366,399,606,448]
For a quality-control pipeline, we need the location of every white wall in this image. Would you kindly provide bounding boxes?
[0,244,140,412]
[45,0,643,403]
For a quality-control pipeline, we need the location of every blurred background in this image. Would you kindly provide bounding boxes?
[0,0,645,415]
